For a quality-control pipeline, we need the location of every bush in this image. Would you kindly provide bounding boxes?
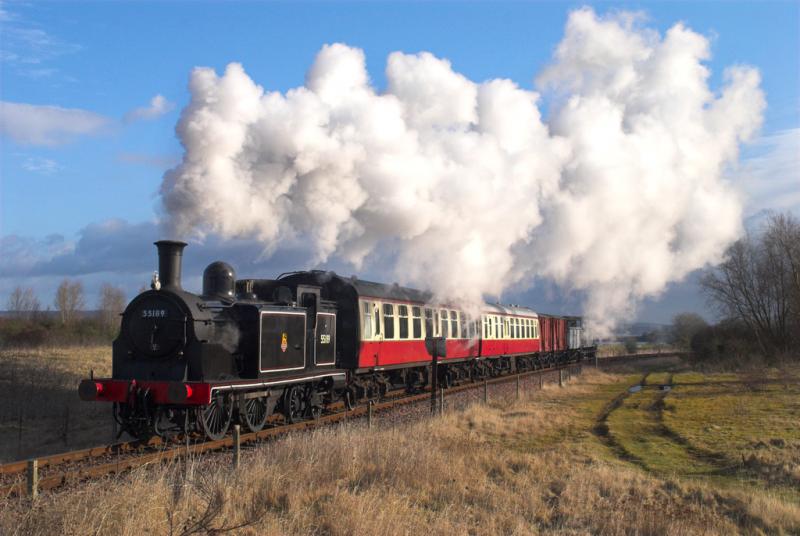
[689,319,760,367]
[0,316,115,348]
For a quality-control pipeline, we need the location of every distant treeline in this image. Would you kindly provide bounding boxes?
[671,213,800,366]
[1,280,130,347]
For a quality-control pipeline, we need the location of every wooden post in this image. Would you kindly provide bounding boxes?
[368,400,373,429]
[539,375,543,390]
[439,387,444,415]
[232,424,241,469]
[27,459,38,500]
[62,405,70,446]
[112,407,118,442]
[559,370,563,387]
[483,379,488,404]
[516,374,520,400]
[17,406,23,460]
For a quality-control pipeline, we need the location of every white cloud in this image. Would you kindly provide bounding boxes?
[734,128,800,216]
[0,100,110,145]
[0,2,81,77]
[160,8,765,334]
[124,94,175,123]
[21,156,60,175]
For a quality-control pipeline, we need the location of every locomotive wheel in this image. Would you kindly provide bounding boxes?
[241,396,269,433]
[198,394,233,441]
[283,386,305,424]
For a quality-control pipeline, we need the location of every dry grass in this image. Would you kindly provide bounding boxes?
[1,366,798,535]
[0,346,114,461]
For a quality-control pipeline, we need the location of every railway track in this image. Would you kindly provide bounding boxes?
[0,352,685,499]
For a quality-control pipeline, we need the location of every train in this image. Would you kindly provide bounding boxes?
[79,241,596,440]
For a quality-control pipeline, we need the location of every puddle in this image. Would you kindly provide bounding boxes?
[628,385,643,393]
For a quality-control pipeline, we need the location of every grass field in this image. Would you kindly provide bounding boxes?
[0,350,798,535]
[0,346,114,461]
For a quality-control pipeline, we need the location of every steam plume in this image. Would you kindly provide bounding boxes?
[160,8,764,333]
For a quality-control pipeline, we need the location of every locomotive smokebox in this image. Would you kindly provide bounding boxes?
[155,240,188,291]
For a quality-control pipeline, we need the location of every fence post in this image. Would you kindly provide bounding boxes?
[559,370,563,387]
[27,459,38,501]
[62,405,70,446]
[439,387,444,415]
[368,400,374,429]
[17,407,23,460]
[516,374,520,400]
[232,425,241,469]
[539,375,543,390]
[483,379,488,404]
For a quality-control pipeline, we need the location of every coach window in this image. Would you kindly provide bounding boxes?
[362,302,373,339]
[398,305,409,339]
[412,306,422,339]
[383,304,395,339]
[527,320,532,338]
[373,303,382,337]
[534,319,539,339]
[516,319,521,339]
[433,310,440,337]
[383,303,394,339]
[450,310,459,338]
[424,308,433,337]
[440,310,449,338]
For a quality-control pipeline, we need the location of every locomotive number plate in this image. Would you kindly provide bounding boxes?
[142,309,167,318]
[320,334,331,344]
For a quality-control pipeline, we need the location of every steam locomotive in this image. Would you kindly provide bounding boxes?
[79,241,594,440]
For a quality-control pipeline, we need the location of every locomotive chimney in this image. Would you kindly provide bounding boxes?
[154,240,188,291]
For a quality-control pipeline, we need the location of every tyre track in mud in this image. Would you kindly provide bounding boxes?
[591,372,650,469]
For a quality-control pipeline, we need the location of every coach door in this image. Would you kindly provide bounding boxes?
[315,312,336,367]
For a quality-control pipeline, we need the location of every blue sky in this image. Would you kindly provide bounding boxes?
[1,1,798,324]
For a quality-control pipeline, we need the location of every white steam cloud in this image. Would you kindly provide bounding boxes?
[160,8,764,333]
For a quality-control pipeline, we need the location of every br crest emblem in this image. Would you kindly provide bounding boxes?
[280,332,288,352]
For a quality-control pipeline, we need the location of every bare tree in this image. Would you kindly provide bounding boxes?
[98,284,126,333]
[670,312,708,350]
[5,286,41,320]
[54,280,85,325]
[700,212,800,356]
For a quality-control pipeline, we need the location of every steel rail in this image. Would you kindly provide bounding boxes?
[0,351,688,498]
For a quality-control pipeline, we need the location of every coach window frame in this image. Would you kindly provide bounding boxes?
[398,304,409,339]
[362,301,373,340]
[383,303,395,339]
[412,306,422,339]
